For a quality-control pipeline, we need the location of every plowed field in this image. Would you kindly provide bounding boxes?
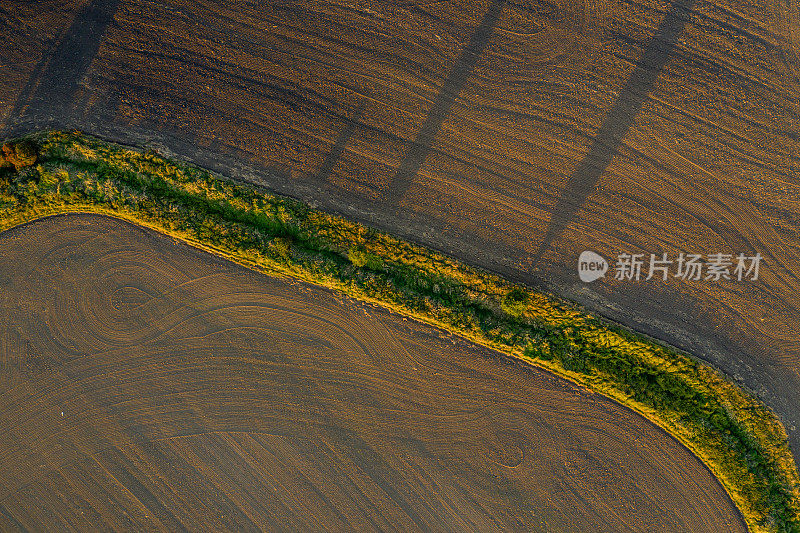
[1,0,797,461]
[0,214,746,531]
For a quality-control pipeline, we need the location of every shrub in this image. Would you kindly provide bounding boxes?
[501,287,529,317]
[348,246,383,270]
[269,237,292,261]
[2,140,38,170]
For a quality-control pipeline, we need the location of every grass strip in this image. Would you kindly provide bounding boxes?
[1,130,799,532]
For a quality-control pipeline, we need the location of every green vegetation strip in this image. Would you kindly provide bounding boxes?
[1,131,799,532]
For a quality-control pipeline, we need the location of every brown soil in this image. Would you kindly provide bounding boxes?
[1,0,798,464]
[0,214,747,531]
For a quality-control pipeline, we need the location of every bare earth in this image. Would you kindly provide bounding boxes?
[1,0,798,464]
[0,214,746,531]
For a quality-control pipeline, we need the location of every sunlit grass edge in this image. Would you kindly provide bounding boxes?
[1,130,798,532]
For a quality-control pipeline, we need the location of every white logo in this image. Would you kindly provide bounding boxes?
[576,251,762,282]
[578,251,608,282]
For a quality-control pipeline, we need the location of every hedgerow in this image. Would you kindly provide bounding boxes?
[1,131,798,532]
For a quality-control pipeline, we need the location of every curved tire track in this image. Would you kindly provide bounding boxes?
[0,214,747,532]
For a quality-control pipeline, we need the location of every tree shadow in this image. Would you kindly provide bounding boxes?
[533,0,697,262]
[2,0,121,135]
[385,0,506,210]
[316,99,367,184]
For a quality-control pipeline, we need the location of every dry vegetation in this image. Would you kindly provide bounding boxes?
[0,140,37,171]
[0,131,797,531]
